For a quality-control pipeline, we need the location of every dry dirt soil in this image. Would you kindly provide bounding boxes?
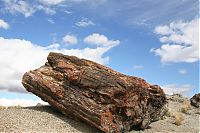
[0,94,199,133]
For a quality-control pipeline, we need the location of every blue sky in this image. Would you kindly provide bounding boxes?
[0,0,199,106]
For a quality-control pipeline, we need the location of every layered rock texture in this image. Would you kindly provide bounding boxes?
[22,52,166,133]
[190,93,200,108]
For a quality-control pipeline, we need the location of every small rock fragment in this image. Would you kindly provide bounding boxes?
[190,93,200,108]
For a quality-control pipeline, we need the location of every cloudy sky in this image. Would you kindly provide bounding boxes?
[0,0,199,106]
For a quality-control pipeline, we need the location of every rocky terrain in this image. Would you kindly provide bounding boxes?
[0,94,199,133]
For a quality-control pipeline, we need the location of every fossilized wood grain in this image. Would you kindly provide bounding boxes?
[22,52,166,133]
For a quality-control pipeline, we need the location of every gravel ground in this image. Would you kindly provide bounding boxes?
[0,95,199,133]
[0,106,101,133]
[131,100,200,133]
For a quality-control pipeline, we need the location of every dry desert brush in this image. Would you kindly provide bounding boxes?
[173,112,184,126]
[180,100,191,114]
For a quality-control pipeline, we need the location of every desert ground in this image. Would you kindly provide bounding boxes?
[0,94,199,133]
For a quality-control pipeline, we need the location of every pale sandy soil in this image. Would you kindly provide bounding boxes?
[0,95,199,133]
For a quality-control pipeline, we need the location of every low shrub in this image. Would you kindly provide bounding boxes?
[181,100,191,114]
[174,112,184,126]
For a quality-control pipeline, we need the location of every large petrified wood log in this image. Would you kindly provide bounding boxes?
[22,52,166,133]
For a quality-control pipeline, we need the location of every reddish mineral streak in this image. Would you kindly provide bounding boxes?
[22,52,166,133]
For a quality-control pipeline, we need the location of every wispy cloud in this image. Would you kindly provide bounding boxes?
[133,65,144,70]
[151,18,199,63]
[1,0,106,17]
[75,18,95,27]
[0,19,10,29]
[47,18,55,24]
[1,0,197,26]
[62,34,78,45]
[179,69,187,75]
[3,0,35,17]
[84,0,198,27]
[64,10,72,14]
[38,0,65,6]
[36,5,56,15]
[1,0,58,17]
[162,84,195,95]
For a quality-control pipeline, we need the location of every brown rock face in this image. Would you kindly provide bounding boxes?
[22,52,166,133]
[190,93,200,108]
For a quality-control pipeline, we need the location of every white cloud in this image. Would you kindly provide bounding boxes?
[36,5,56,15]
[133,65,144,70]
[47,18,55,24]
[0,98,48,107]
[0,34,119,93]
[2,0,57,17]
[84,33,120,48]
[62,35,78,45]
[0,37,49,93]
[3,0,35,17]
[162,84,195,95]
[1,0,104,17]
[0,19,10,30]
[75,18,95,27]
[151,18,199,63]
[39,0,65,5]
[179,69,187,75]
[154,25,173,35]
[64,10,72,14]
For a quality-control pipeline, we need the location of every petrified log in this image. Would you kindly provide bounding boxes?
[22,52,166,133]
[190,93,200,108]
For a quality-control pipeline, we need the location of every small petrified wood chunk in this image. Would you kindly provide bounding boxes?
[190,93,200,108]
[22,52,166,133]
